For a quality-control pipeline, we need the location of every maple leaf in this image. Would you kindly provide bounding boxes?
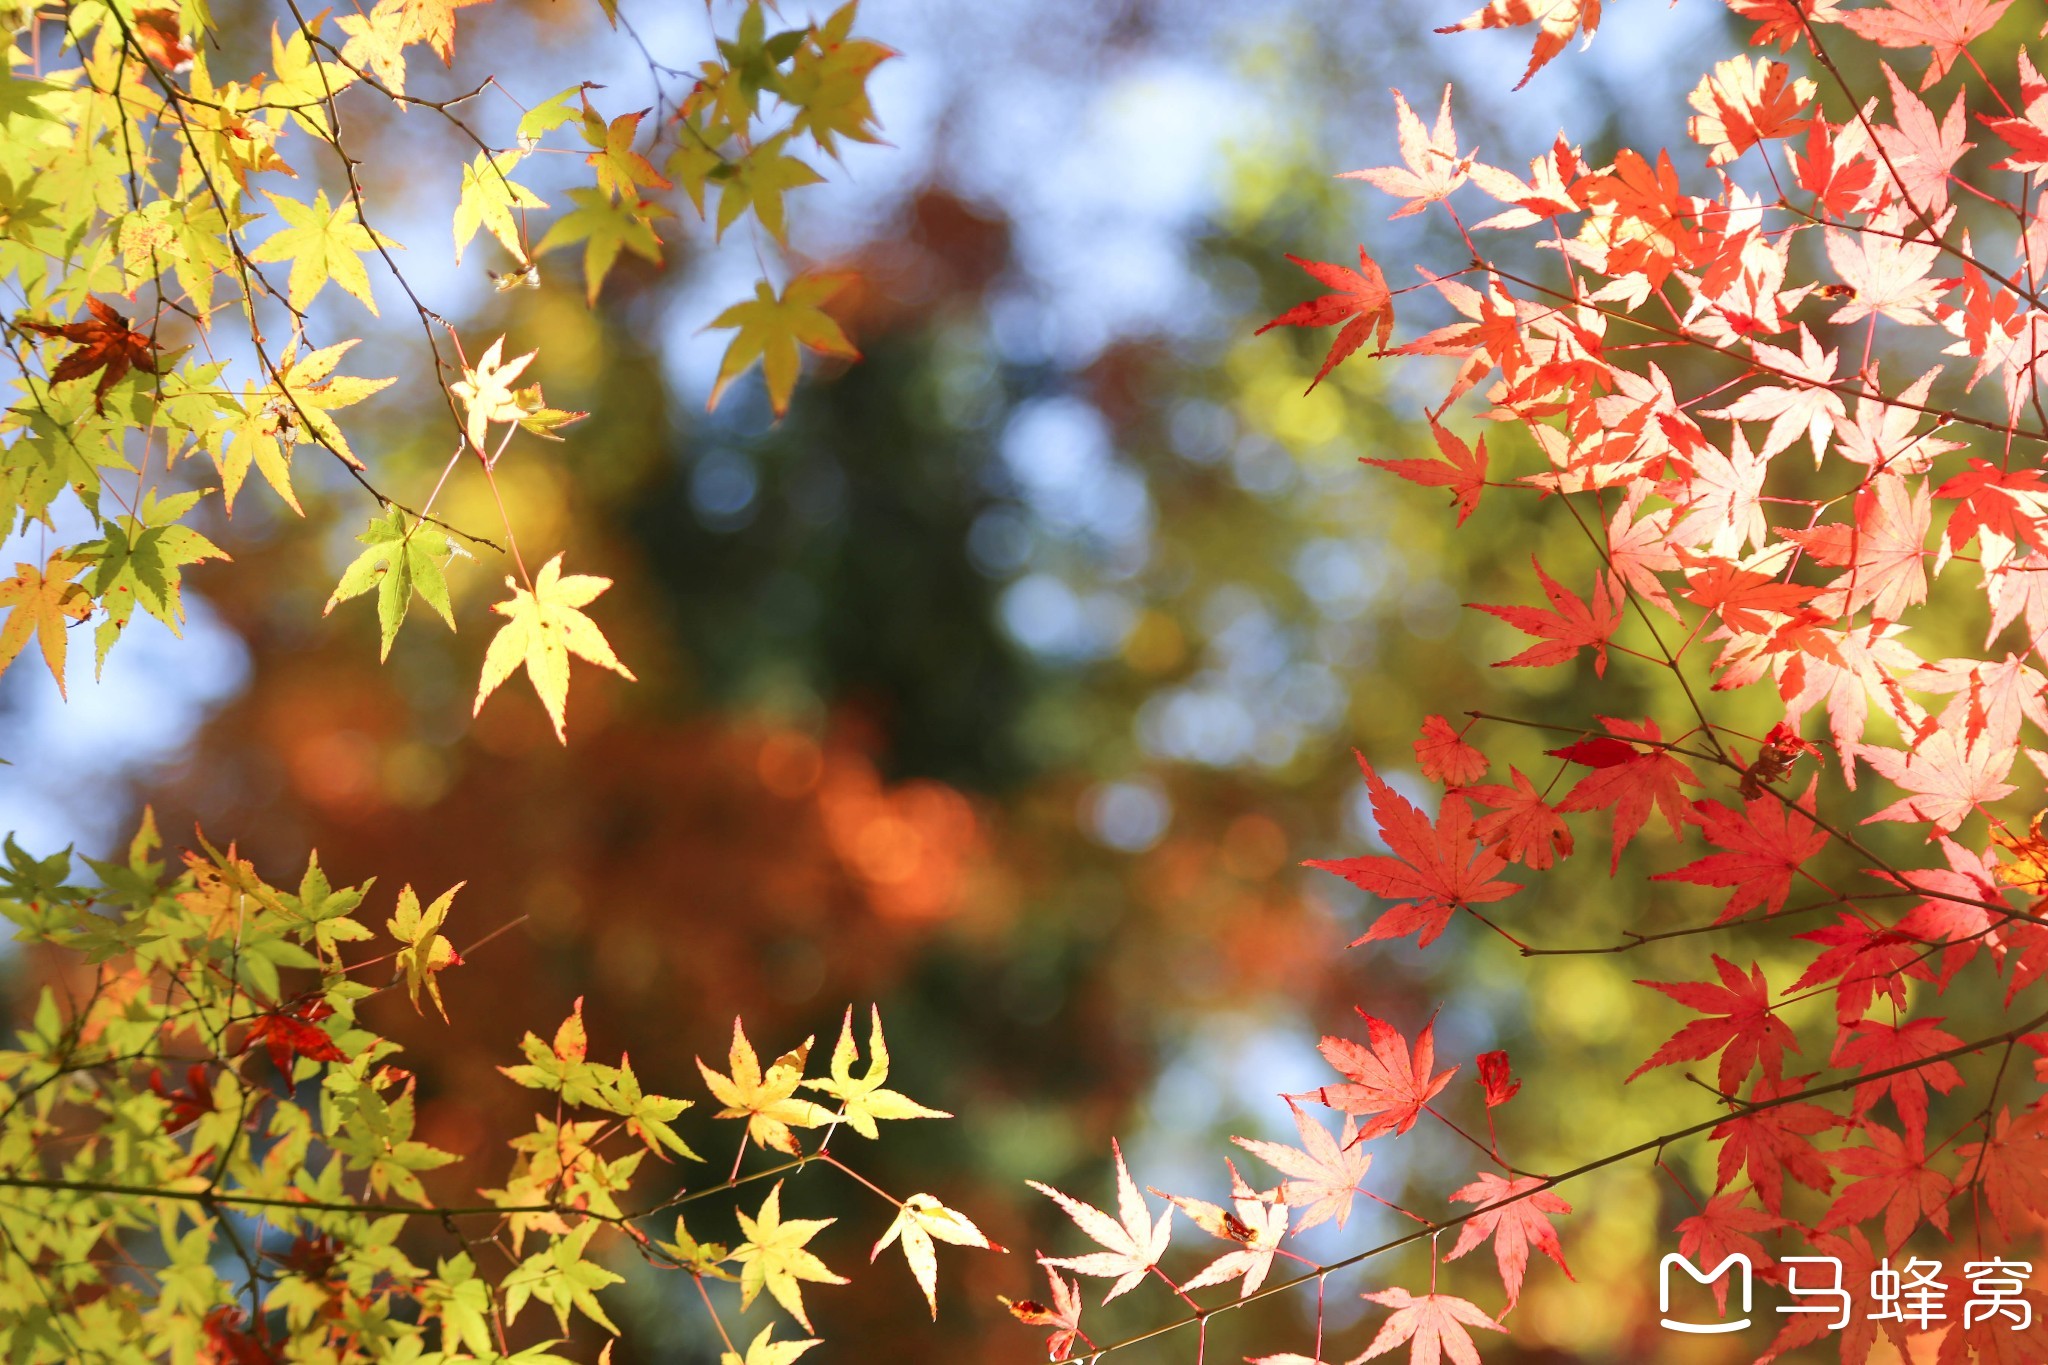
[1990,809,2048,894]
[1832,1016,1962,1147]
[1466,767,1574,870]
[337,0,409,92]
[0,554,91,696]
[1437,0,1602,89]
[1364,422,1489,525]
[1255,248,1394,393]
[801,1004,950,1139]
[532,186,669,305]
[1158,1162,1288,1297]
[732,1181,849,1331]
[243,997,347,1078]
[781,11,895,157]
[248,189,390,316]
[1652,785,1827,921]
[1824,206,1946,326]
[870,1192,994,1319]
[1983,49,2048,171]
[1341,87,1473,218]
[1029,1140,1174,1303]
[696,1018,833,1155]
[323,509,457,662]
[1446,1174,1571,1309]
[453,150,546,264]
[400,0,488,65]
[1711,1074,1835,1215]
[1476,1050,1521,1107]
[386,881,463,1021]
[707,272,860,417]
[1817,1122,1951,1252]
[581,102,672,202]
[1305,754,1521,947]
[720,1324,820,1365]
[717,134,824,244]
[1857,729,2016,833]
[1552,717,1701,871]
[1686,55,1815,164]
[1299,1009,1456,1140]
[473,553,637,745]
[18,297,164,413]
[1955,1107,2048,1236]
[1874,64,1972,215]
[1674,1191,1785,1312]
[1233,1100,1372,1232]
[1840,0,2014,90]
[1706,326,1844,463]
[1471,559,1620,676]
[1356,1286,1504,1365]
[450,336,538,453]
[1629,954,1797,1094]
[1413,714,1489,785]
[148,1063,215,1133]
[999,1261,1085,1361]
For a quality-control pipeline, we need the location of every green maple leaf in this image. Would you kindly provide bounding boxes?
[473,552,636,743]
[714,133,822,244]
[501,1223,623,1334]
[803,1005,949,1139]
[454,150,546,264]
[732,1181,849,1331]
[324,507,456,660]
[533,186,667,305]
[249,188,391,315]
[707,272,859,416]
[79,491,228,669]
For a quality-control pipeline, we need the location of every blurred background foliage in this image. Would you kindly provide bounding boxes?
[6,0,2040,1361]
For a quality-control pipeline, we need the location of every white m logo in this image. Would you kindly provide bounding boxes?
[1660,1252,1752,1334]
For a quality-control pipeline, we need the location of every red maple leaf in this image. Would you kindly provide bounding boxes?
[1983,49,2048,171]
[1000,1259,1086,1360]
[1790,914,1918,1023]
[243,997,347,1078]
[1476,1049,1522,1107]
[1436,0,1603,90]
[1955,1106,2048,1237]
[1413,714,1489,785]
[1552,717,1701,871]
[1711,1074,1834,1217]
[1817,1122,1951,1252]
[1465,767,1574,870]
[1629,954,1798,1095]
[1299,1009,1456,1140]
[202,1306,281,1365]
[1255,248,1393,392]
[1356,1286,1505,1365]
[1831,1016,1963,1148]
[1233,1101,1373,1232]
[1471,559,1621,676]
[1445,1172,1572,1308]
[1935,457,2048,570]
[1364,421,1489,525]
[1652,785,1828,922]
[18,297,165,413]
[148,1064,215,1132]
[1840,0,2015,90]
[1674,1190,1786,1313]
[1306,755,1521,947]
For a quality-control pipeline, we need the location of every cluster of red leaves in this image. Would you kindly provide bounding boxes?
[1230,1,2048,1361]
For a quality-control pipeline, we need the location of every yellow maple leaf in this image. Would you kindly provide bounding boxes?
[707,272,859,417]
[803,1005,949,1139]
[696,1018,833,1154]
[0,555,91,696]
[473,553,635,744]
[450,335,537,451]
[720,1324,820,1365]
[1992,812,2048,897]
[387,881,464,1020]
[732,1181,848,1331]
[869,1192,993,1319]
